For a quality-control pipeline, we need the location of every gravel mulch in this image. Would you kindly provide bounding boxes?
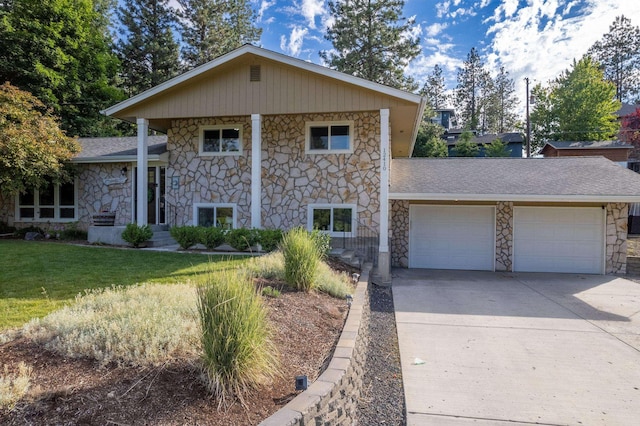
[356,283,406,425]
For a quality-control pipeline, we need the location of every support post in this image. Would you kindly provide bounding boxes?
[379,109,391,282]
[251,114,262,229]
[136,118,149,225]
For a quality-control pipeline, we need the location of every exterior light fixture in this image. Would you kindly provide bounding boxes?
[295,375,308,391]
[121,166,128,176]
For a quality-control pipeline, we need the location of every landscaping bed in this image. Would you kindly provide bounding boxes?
[0,283,349,425]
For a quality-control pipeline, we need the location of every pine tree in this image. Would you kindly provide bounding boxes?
[177,0,261,68]
[485,66,518,133]
[116,0,181,96]
[420,65,449,110]
[455,48,491,131]
[588,15,640,103]
[321,0,420,91]
[452,131,479,157]
[0,0,123,136]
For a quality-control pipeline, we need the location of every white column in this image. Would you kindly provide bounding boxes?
[136,118,149,225]
[251,114,262,229]
[378,109,391,282]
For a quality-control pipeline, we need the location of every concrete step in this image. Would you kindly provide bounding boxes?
[148,230,176,247]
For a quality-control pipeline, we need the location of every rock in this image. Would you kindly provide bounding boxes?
[25,232,43,241]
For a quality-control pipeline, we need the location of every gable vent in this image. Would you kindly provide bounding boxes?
[250,65,261,82]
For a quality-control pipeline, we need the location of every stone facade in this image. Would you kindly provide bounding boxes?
[606,202,628,274]
[495,201,513,272]
[390,200,409,267]
[165,112,381,231]
[77,163,134,229]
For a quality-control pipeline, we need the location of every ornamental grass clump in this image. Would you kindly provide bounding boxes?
[22,284,198,366]
[197,270,279,408]
[0,362,32,410]
[282,227,320,291]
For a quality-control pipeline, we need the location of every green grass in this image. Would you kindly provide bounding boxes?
[0,240,249,330]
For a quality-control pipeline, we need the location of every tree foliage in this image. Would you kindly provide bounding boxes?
[620,107,640,156]
[484,67,518,133]
[177,0,261,68]
[530,56,620,147]
[0,0,123,137]
[452,131,479,157]
[321,0,420,91]
[588,15,640,103]
[412,120,447,157]
[420,65,449,110]
[0,83,79,195]
[455,48,492,131]
[116,0,181,96]
[483,138,510,157]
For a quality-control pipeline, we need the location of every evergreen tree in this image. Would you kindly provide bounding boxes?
[0,0,123,136]
[412,118,447,157]
[483,138,510,157]
[455,48,491,131]
[452,131,479,157]
[116,0,181,96]
[529,83,555,152]
[588,15,640,103]
[485,67,518,133]
[420,65,449,110]
[321,0,420,91]
[177,0,261,68]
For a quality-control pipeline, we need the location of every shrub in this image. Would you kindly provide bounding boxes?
[0,221,15,234]
[0,362,32,410]
[199,226,225,250]
[256,228,283,252]
[261,286,281,298]
[22,284,199,366]
[59,222,87,240]
[282,227,320,291]
[121,223,153,248]
[197,270,279,407]
[15,226,44,238]
[316,262,353,298]
[226,227,258,251]
[310,229,331,259]
[170,225,200,249]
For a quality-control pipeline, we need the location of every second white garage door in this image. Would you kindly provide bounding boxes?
[513,207,604,274]
[409,205,495,271]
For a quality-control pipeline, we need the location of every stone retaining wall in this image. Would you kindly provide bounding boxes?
[259,266,371,426]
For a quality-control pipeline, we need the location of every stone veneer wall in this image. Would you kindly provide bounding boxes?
[606,202,628,274]
[261,112,381,230]
[259,266,370,426]
[390,200,409,267]
[166,117,252,227]
[495,201,513,272]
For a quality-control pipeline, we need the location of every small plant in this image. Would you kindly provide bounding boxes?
[59,222,87,240]
[121,223,153,248]
[315,262,353,298]
[0,362,32,410]
[197,269,279,407]
[170,225,200,249]
[261,286,281,298]
[310,229,331,259]
[199,226,225,250]
[255,228,283,252]
[282,227,320,291]
[226,228,259,251]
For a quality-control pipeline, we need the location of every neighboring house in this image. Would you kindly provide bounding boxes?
[429,108,457,131]
[445,132,524,157]
[3,45,640,277]
[540,140,632,166]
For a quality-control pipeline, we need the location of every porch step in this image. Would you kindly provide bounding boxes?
[147,230,177,247]
[330,248,363,268]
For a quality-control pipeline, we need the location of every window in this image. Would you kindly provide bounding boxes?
[15,180,77,221]
[199,125,243,155]
[305,121,353,153]
[193,203,236,229]
[308,204,356,237]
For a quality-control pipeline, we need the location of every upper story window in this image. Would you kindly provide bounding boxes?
[305,121,353,153]
[15,180,77,222]
[199,125,243,156]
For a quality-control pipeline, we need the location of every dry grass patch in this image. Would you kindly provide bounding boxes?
[0,362,32,410]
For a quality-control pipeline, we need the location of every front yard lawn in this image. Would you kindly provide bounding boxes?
[0,240,248,330]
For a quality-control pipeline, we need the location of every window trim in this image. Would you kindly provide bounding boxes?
[307,203,357,237]
[193,203,237,229]
[305,121,354,154]
[14,178,78,222]
[198,124,244,156]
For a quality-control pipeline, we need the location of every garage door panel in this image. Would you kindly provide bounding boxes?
[514,207,604,274]
[409,205,495,271]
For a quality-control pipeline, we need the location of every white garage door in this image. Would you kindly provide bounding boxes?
[409,205,495,271]
[513,207,604,274]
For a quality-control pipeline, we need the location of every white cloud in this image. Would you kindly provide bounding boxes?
[257,0,276,23]
[280,26,309,57]
[300,0,326,29]
[426,22,449,37]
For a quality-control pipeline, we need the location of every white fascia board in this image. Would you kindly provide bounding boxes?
[389,192,640,203]
[70,155,164,164]
[102,45,423,117]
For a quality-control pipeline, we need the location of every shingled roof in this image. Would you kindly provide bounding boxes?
[542,140,632,150]
[390,157,640,202]
[72,135,168,162]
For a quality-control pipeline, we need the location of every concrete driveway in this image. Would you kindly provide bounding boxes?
[392,269,640,425]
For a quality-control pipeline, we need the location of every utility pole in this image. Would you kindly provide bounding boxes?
[525,77,531,157]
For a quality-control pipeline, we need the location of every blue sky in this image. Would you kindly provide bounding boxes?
[237,0,640,110]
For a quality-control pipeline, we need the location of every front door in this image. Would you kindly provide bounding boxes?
[134,166,166,225]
